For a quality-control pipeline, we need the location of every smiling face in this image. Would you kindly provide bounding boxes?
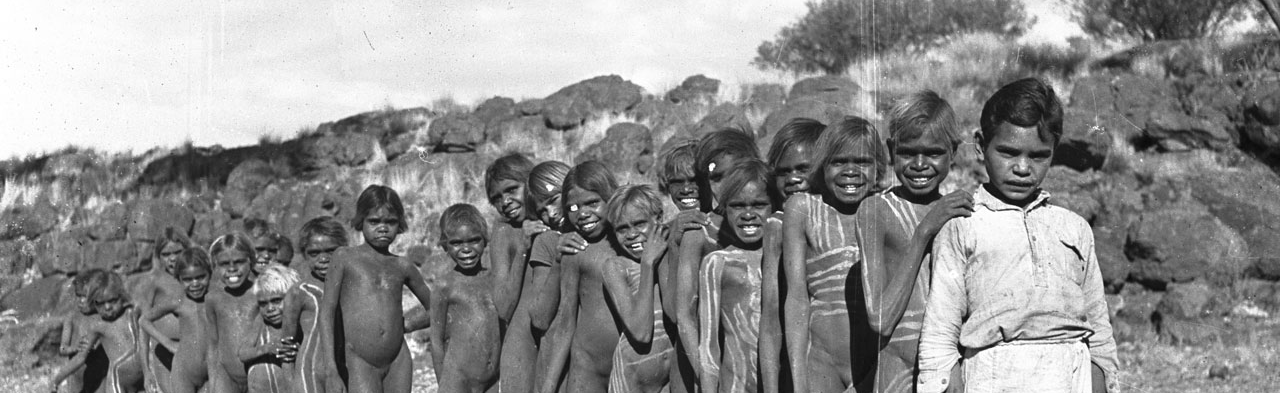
[214,249,252,290]
[177,265,210,301]
[707,153,738,208]
[303,234,341,281]
[822,140,878,208]
[774,143,814,200]
[489,179,526,223]
[257,291,286,327]
[565,187,607,241]
[612,205,655,260]
[251,236,278,276]
[723,181,771,247]
[892,130,954,200]
[665,172,700,211]
[983,122,1054,206]
[158,242,185,275]
[534,193,563,228]
[94,292,126,321]
[362,205,402,250]
[441,223,487,272]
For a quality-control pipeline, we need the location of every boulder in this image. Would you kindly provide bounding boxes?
[759,98,848,140]
[1068,74,1118,111]
[85,240,143,274]
[1187,170,1280,279]
[0,239,35,275]
[245,182,351,243]
[1056,107,1117,170]
[0,276,68,318]
[516,99,545,116]
[223,159,282,217]
[787,76,860,108]
[84,202,129,241]
[126,199,195,242]
[1144,109,1234,151]
[192,210,234,247]
[486,116,558,154]
[1126,202,1250,287]
[627,99,702,139]
[427,113,486,152]
[1113,286,1162,342]
[1094,225,1130,291]
[1113,75,1182,133]
[541,75,645,130]
[666,75,721,104]
[473,97,519,126]
[1241,79,1280,156]
[1153,281,1222,345]
[685,103,754,138]
[35,232,86,275]
[297,132,380,170]
[576,122,654,175]
[0,201,59,241]
[318,108,434,143]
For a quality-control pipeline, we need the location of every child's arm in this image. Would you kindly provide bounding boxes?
[601,234,666,344]
[48,331,99,392]
[697,253,723,392]
[535,255,579,393]
[403,306,430,333]
[318,260,345,377]
[528,232,563,331]
[1079,225,1118,393]
[781,197,811,393]
[673,229,705,378]
[402,257,434,320]
[140,300,181,352]
[238,325,296,364]
[758,216,783,393]
[491,229,529,322]
[427,284,448,382]
[58,317,77,356]
[917,220,969,393]
[281,287,303,342]
[858,192,972,337]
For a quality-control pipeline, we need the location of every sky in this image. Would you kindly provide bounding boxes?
[0,0,1078,159]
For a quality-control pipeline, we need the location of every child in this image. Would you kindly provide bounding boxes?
[281,216,349,393]
[245,218,279,276]
[428,204,503,393]
[205,232,263,393]
[603,185,671,393]
[241,264,300,393]
[485,153,544,393]
[56,269,110,393]
[698,159,772,393]
[669,127,760,392]
[522,160,574,393]
[656,138,700,212]
[133,228,193,393]
[141,248,214,393]
[540,161,624,392]
[781,116,885,393]
[49,272,145,393]
[917,78,1118,393]
[272,233,295,267]
[320,185,432,393]
[851,90,972,393]
[759,118,825,393]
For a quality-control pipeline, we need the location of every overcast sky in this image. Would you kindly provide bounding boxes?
[1,0,1077,159]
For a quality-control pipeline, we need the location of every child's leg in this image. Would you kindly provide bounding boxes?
[382,341,413,393]
[343,351,387,393]
[109,350,146,393]
[148,343,175,393]
[499,314,538,393]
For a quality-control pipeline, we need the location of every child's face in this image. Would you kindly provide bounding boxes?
[774,143,815,200]
[158,242,184,274]
[177,265,210,301]
[215,249,252,290]
[822,141,877,207]
[303,234,341,281]
[724,181,770,246]
[74,288,94,315]
[488,179,527,223]
[251,236,279,275]
[612,206,655,260]
[892,131,953,198]
[707,154,738,207]
[257,291,286,327]
[565,187,606,241]
[535,193,564,228]
[362,205,402,250]
[983,122,1053,206]
[665,171,700,211]
[440,222,487,271]
[94,292,126,321]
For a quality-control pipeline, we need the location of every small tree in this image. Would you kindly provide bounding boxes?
[753,0,1025,75]
[1071,0,1256,41]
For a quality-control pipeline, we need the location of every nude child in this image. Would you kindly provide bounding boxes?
[281,216,349,393]
[429,204,503,393]
[140,249,214,393]
[205,233,263,393]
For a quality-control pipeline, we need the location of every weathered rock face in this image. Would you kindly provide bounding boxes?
[191,210,234,247]
[744,83,787,117]
[666,74,721,104]
[0,202,59,241]
[297,132,380,171]
[759,98,848,140]
[1153,281,1222,345]
[1241,78,1280,158]
[126,200,195,242]
[1186,170,1280,278]
[787,75,860,108]
[223,159,283,217]
[474,97,519,126]
[83,202,129,241]
[0,276,68,318]
[1057,107,1117,170]
[685,103,754,138]
[427,113,486,152]
[1126,202,1250,287]
[244,182,351,242]
[486,116,557,153]
[576,122,654,175]
[0,240,35,276]
[541,75,645,130]
[1144,108,1234,151]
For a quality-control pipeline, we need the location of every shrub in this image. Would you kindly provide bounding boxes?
[752,0,1025,75]
[1071,0,1255,41]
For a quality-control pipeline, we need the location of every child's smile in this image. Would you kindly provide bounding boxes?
[823,144,877,207]
[566,187,607,240]
[489,179,527,222]
[178,266,210,300]
[442,223,487,272]
[665,174,700,211]
[216,250,252,290]
[892,131,953,199]
[724,181,770,247]
[612,207,654,260]
[774,143,814,198]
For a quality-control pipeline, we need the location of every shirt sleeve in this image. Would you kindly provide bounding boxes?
[528,231,560,268]
[917,219,968,393]
[1079,221,1120,392]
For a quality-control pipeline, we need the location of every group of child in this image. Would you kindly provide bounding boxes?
[47,77,1118,393]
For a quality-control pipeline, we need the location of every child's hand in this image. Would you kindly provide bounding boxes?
[268,339,299,362]
[671,210,709,232]
[558,232,587,255]
[523,220,550,237]
[918,190,974,239]
[642,226,669,266]
[73,337,93,353]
